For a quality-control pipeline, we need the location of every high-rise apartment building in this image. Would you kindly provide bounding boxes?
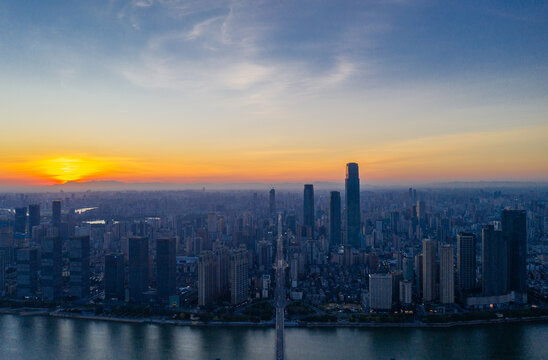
[439,244,454,304]
[422,238,437,302]
[230,246,249,305]
[198,250,217,306]
[345,163,361,248]
[457,233,476,291]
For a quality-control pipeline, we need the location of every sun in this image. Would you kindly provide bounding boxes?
[35,157,106,183]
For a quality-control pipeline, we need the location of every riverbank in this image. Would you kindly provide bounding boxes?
[2,307,547,329]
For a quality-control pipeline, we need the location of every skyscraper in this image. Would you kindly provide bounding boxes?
[14,207,27,234]
[329,191,341,247]
[457,233,476,291]
[52,200,61,227]
[129,236,149,303]
[345,162,360,248]
[502,210,527,303]
[156,238,176,304]
[69,235,90,300]
[41,236,63,301]
[105,253,125,301]
[269,188,276,216]
[28,204,40,232]
[439,244,454,304]
[482,224,508,296]
[422,239,437,302]
[198,250,217,306]
[303,184,314,231]
[16,247,39,299]
[230,245,249,305]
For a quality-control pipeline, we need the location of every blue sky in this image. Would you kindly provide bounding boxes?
[0,1,547,184]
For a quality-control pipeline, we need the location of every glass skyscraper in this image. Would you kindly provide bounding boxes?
[345,163,360,248]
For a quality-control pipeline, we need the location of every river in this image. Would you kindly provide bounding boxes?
[0,315,546,359]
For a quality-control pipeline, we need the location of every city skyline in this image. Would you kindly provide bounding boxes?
[1,1,548,186]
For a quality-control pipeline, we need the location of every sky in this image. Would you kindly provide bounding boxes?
[0,0,547,186]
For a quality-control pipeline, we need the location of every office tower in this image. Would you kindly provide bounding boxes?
[16,247,39,299]
[14,207,27,234]
[69,236,90,299]
[399,280,412,305]
[402,255,414,282]
[329,191,342,247]
[345,162,361,248]
[422,239,437,302]
[28,204,40,233]
[198,250,217,306]
[215,246,231,299]
[369,274,392,310]
[41,237,63,301]
[417,200,426,221]
[230,246,249,305]
[502,210,527,303]
[52,200,61,226]
[156,238,176,304]
[482,225,508,296]
[129,236,149,302]
[105,253,125,301]
[457,233,476,291]
[269,188,276,216]
[439,244,454,304]
[303,184,314,229]
[257,240,273,272]
[414,253,423,297]
[391,270,403,303]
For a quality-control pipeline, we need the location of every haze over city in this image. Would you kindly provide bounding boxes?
[1,1,547,187]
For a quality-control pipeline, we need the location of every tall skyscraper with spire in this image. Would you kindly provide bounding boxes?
[345,162,361,248]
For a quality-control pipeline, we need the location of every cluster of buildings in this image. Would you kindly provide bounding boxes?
[0,164,546,318]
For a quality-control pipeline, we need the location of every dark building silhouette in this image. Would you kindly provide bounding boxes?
[457,233,476,291]
[329,191,341,247]
[156,238,176,304]
[269,188,276,216]
[16,247,39,298]
[52,200,61,226]
[28,204,40,232]
[129,236,149,302]
[105,253,125,301]
[345,162,361,248]
[14,207,27,234]
[303,184,314,231]
[502,210,527,303]
[482,225,508,296]
[69,236,90,300]
[41,236,63,301]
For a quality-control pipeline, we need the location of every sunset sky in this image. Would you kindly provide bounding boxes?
[1,1,547,186]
